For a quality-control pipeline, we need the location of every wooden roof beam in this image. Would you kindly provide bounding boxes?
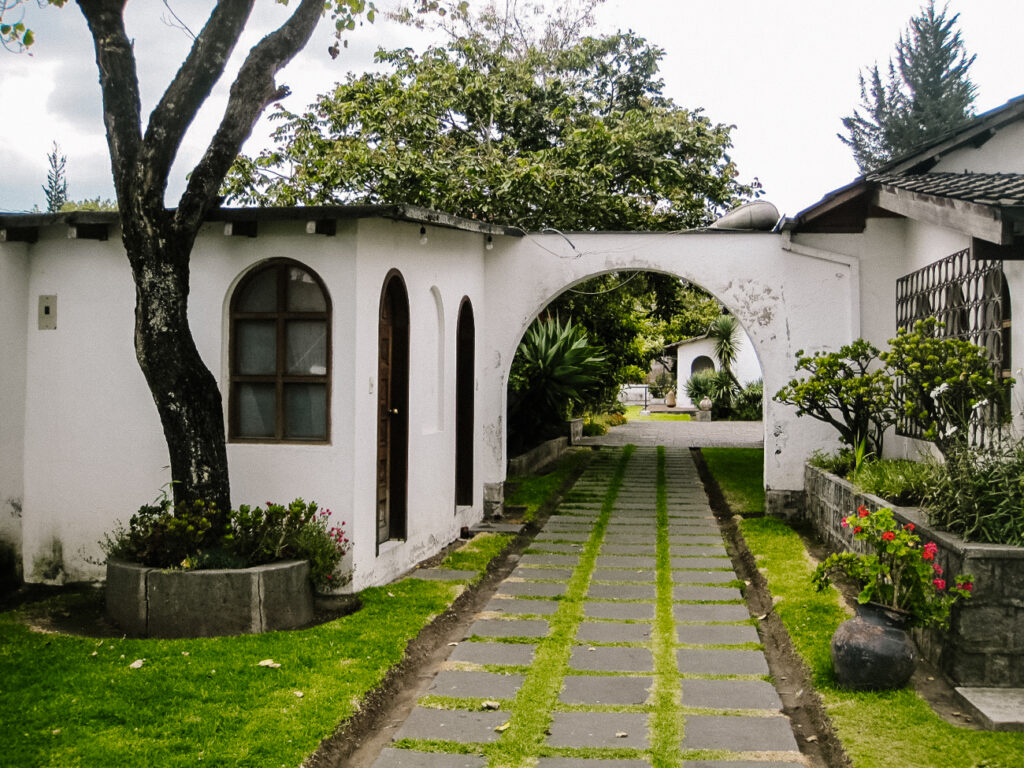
[873,185,1012,245]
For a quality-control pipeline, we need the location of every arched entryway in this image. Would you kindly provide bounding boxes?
[377,270,410,549]
[455,298,475,506]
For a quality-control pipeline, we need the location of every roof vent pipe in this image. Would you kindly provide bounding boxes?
[708,200,781,231]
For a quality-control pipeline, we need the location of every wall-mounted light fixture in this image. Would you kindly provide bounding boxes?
[485,235,494,251]
[419,225,428,245]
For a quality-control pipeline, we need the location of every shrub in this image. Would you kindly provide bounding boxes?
[849,459,935,506]
[684,368,733,417]
[648,370,674,398]
[923,443,1024,546]
[808,448,856,477]
[103,497,350,590]
[730,378,764,421]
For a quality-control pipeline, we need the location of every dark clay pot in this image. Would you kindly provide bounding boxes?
[831,602,916,690]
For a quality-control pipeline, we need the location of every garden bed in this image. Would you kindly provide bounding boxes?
[804,464,1024,687]
[106,558,313,638]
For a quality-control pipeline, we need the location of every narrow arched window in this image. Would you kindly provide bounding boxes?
[230,260,331,442]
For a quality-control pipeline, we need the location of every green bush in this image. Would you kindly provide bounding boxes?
[730,378,764,421]
[648,371,675,398]
[850,459,935,506]
[684,368,733,417]
[924,443,1024,546]
[103,497,350,590]
[808,448,856,477]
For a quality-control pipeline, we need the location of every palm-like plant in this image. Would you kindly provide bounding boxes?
[708,314,742,391]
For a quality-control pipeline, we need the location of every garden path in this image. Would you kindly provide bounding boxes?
[371,446,803,767]
[578,420,763,448]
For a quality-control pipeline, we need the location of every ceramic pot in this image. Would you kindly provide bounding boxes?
[830,602,915,690]
[665,390,676,407]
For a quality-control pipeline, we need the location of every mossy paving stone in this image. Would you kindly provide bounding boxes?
[680,678,782,710]
[669,557,732,570]
[569,645,654,672]
[559,674,653,705]
[535,532,591,542]
[680,714,799,752]
[448,641,537,666]
[675,623,760,645]
[467,618,550,638]
[546,711,650,749]
[527,543,585,555]
[665,535,722,544]
[427,670,526,699]
[585,600,656,620]
[483,597,560,616]
[600,532,657,543]
[600,544,659,555]
[392,707,508,743]
[596,555,657,569]
[587,583,657,600]
[372,748,486,767]
[510,566,575,581]
[671,569,737,584]
[576,620,653,643]
[519,554,582,567]
[537,759,651,768]
[670,544,729,557]
[676,648,770,676]
[590,567,656,583]
[673,603,750,623]
[666,524,720,534]
[672,585,743,602]
[495,580,568,597]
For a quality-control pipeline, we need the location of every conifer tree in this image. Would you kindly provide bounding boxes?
[42,141,67,213]
[840,1,976,172]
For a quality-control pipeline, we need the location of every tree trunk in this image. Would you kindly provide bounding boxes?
[124,219,230,511]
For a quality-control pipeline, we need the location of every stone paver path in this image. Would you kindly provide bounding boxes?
[373,447,801,768]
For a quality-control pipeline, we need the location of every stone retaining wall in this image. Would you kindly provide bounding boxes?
[803,465,1024,687]
[106,559,313,638]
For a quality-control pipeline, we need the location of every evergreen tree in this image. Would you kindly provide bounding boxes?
[840,1,976,172]
[42,141,67,213]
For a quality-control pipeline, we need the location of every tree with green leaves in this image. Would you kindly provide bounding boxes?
[224,28,753,231]
[9,0,377,512]
[42,141,67,213]
[840,0,976,172]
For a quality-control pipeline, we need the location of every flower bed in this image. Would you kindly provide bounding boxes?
[804,464,1024,687]
[106,558,313,638]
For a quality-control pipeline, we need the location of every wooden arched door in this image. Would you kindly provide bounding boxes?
[377,271,410,548]
[455,298,475,506]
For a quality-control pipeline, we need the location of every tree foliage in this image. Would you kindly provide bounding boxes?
[840,0,976,172]
[42,141,67,213]
[224,29,753,231]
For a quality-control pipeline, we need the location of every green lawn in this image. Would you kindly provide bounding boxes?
[700,447,765,515]
[623,405,692,422]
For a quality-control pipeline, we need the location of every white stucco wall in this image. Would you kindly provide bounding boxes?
[0,242,29,562]
[673,328,762,410]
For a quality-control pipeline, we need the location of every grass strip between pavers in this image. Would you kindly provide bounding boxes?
[650,446,684,767]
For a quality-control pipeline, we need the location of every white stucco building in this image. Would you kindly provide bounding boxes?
[666,327,762,410]
[3,94,1023,589]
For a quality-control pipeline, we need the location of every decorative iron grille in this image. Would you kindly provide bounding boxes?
[895,248,1010,446]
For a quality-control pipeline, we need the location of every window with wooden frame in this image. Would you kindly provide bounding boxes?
[230,260,331,442]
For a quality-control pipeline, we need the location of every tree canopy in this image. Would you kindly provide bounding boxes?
[224,29,754,231]
[840,0,976,173]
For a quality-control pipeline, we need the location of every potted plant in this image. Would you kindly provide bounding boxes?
[812,505,973,689]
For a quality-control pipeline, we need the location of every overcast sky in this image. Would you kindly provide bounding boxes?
[2,1,1022,220]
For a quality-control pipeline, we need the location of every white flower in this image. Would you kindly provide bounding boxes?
[943,424,958,437]
[930,382,950,400]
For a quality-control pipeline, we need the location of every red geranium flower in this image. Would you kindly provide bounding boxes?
[962,582,973,592]
[858,507,870,518]
[904,523,915,532]
[933,578,946,590]
[882,531,895,541]
[841,518,849,528]
[932,563,943,575]
[853,526,862,534]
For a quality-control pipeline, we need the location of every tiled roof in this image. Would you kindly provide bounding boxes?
[867,172,1024,206]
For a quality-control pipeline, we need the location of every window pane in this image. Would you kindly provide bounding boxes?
[286,321,327,375]
[237,268,278,312]
[236,321,277,374]
[237,383,276,437]
[284,384,327,439]
[287,267,327,311]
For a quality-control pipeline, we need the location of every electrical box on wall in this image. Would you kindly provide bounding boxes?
[38,295,57,330]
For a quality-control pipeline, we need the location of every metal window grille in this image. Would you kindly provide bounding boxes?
[895,248,1010,446]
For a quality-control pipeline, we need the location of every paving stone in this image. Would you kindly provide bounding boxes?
[560,675,653,705]
[600,533,657,544]
[576,620,653,643]
[667,535,723,545]
[681,715,798,752]
[670,557,733,570]
[588,583,657,600]
[535,532,590,542]
[671,545,729,557]
[596,555,657,569]
[483,598,560,616]
[683,762,801,768]
[547,711,649,749]
[673,585,743,602]
[677,648,770,676]
[519,554,581,567]
[600,544,658,555]
[527,543,584,555]
[675,623,760,645]
[373,748,486,768]
[584,601,656,620]
[469,521,524,534]
[569,646,653,672]
[538,759,651,768]
[448,641,536,666]
[674,604,750,623]
[680,679,782,710]
[468,618,549,638]
[511,566,574,581]
[591,568,656,582]
[496,581,567,597]
[427,670,526,699]
[543,521,593,530]
[393,707,508,743]
[671,569,736,584]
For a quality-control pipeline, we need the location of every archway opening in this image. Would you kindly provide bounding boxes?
[455,298,475,506]
[377,270,410,549]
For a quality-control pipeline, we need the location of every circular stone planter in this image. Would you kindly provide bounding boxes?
[106,558,313,638]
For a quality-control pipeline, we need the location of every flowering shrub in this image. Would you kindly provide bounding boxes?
[103,497,350,590]
[812,506,973,629]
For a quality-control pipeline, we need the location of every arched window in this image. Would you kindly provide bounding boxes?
[230,260,331,442]
[691,355,715,376]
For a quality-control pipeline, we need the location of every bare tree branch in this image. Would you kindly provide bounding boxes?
[161,0,197,40]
